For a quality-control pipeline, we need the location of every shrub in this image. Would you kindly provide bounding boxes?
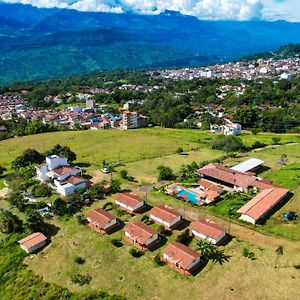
[103,202,114,211]
[70,273,91,286]
[157,165,174,181]
[176,147,184,154]
[251,141,267,150]
[129,248,144,258]
[74,213,86,224]
[74,256,85,264]
[153,254,163,266]
[120,170,128,179]
[242,247,256,260]
[111,239,123,248]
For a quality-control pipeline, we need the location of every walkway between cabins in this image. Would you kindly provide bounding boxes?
[177,208,298,250]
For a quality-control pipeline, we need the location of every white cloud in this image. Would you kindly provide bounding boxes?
[1,0,299,21]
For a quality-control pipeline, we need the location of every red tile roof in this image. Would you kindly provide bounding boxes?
[237,187,289,221]
[149,205,182,223]
[198,163,256,189]
[252,180,274,190]
[67,175,87,185]
[124,222,158,244]
[163,242,201,270]
[53,166,76,176]
[191,220,225,240]
[18,232,47,249]
[87,208,116,229]
[115,192,144,208]
[198,179,223,192]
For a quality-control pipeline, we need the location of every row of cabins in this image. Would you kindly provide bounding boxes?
[87,192,227,275]
[197,161,289,224]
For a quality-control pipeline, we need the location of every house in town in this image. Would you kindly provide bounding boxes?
[149,205,182,230]
[120,111,148,129]
[124,222,159,251]
[18,232,47,254]
[115,192,145,214]
[87,208,118,234]
[162,241,203,275]
[237,187,289,224]
[36,155,88,196]
[222,121,242,136]
[197,163,256,193]
[190,220,227,245]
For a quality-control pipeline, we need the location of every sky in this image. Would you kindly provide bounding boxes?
[1,0,300,22]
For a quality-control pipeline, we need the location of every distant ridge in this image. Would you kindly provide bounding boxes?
[0,3,300,83]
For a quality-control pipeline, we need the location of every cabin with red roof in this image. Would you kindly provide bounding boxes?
[124,222,159,251]
[115,192,144,214]
[18,232,47,254]
[237,187,289,224]
[162,241,203,275]
[149,205,182,230]
[190,220,226,245]
[87,208,118,234]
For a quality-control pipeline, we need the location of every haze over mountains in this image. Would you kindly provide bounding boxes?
[1,3,300,83]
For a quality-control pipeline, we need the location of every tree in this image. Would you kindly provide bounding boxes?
[47,144,76,162]
[32,183,52,198]
[24,209,44,231]
[195,240,214,258]
[157,165,174,181]
[111,179,121,193]
[12,149,44,169]
[52,198,67,216]
[272,137,281,144]
[211,135,244,155]
[176,229,190,245]
[88,183,104,199]
[278,153,288,168]
[0,210,23,233]
[275,246,284,268]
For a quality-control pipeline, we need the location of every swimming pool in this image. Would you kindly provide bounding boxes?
[172,185,201,204]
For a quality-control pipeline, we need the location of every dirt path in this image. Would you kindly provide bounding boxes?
[177,208,298,249]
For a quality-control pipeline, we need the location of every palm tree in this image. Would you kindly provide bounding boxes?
[275,246,284,268]
[209,249,231,265]
[195,240,215,258]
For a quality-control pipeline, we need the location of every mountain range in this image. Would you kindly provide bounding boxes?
[1,3,300,84]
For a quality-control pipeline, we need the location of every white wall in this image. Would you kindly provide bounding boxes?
[239,214,256,224]
[145,234,158,246]
[187,257,201,270]
[36,165,49,182]
[192,230,226,245]
[46,156,68,170]
[21,240,46,254]
[103,218,117,230]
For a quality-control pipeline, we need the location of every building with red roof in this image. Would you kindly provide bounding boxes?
[237,187,289,224]
[149,205,182,230]
[18,232,47,254]
[190,220,226,245]
[87,208,118,234]
[197,163,256,192]
[162,241,203,275]
[115,192,145,214]
[124,222,159,251]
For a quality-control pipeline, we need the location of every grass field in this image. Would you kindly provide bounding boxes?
[24,198,300,300]
[0,129,298,170]
[1,129,300,299]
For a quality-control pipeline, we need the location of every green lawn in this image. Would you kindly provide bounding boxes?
[24,199,300,300]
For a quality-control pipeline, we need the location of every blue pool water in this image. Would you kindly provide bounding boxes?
[172,185,200,204]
